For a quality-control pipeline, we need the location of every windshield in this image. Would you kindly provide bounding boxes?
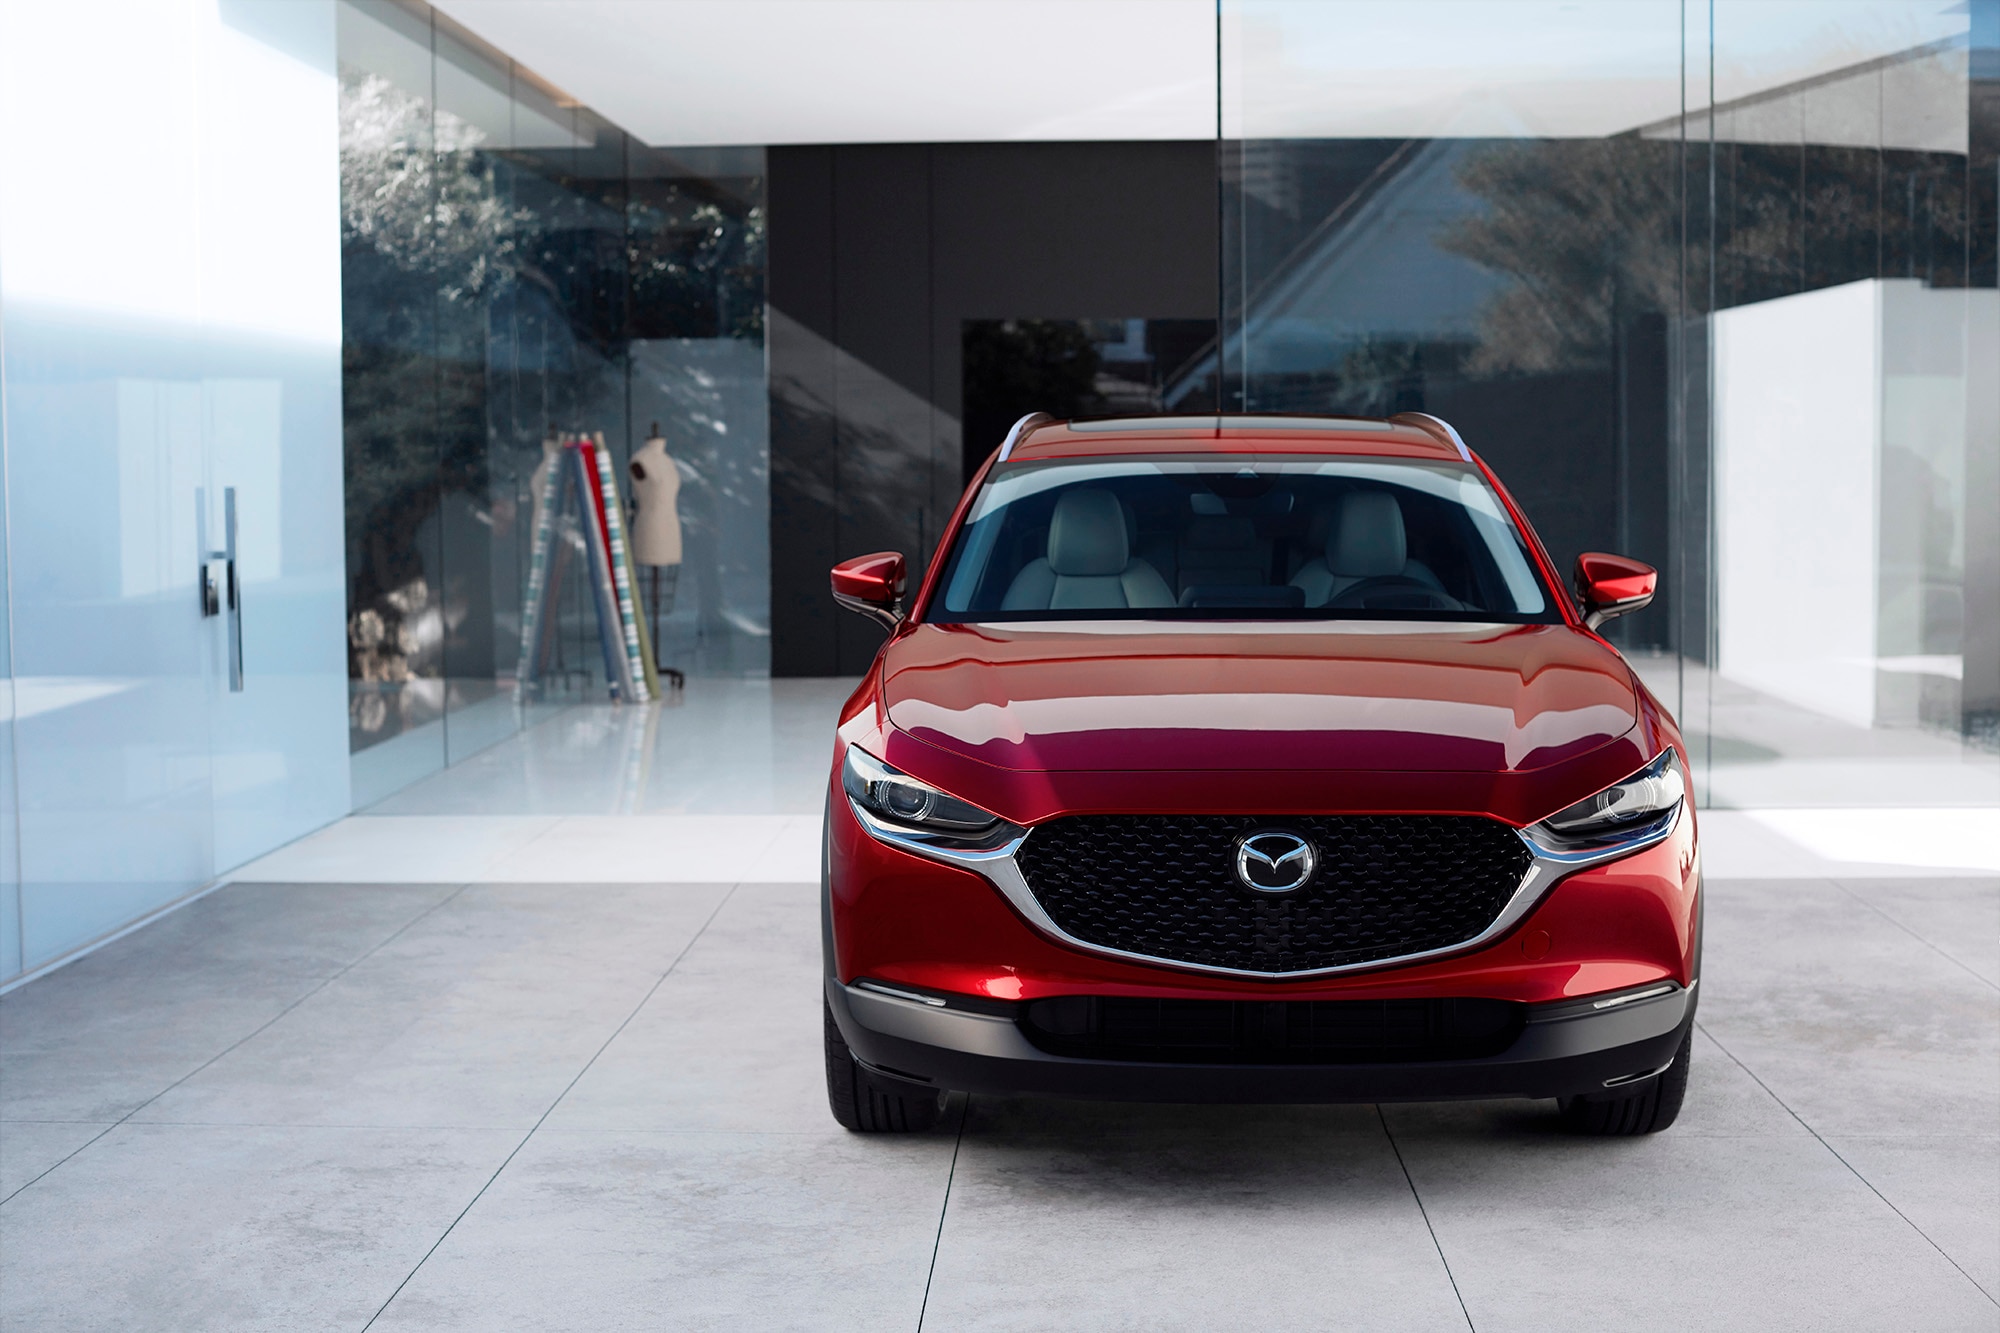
[928,456,1557,623]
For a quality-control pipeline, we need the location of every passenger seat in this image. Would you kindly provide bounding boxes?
[1002,489,1175,610]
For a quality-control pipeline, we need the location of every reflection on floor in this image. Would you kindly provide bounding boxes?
[369,677,856,817]
[1627,651,2000,810]
[231,680,857,885]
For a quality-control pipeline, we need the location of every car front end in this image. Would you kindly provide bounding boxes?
[822,414,1700,1136]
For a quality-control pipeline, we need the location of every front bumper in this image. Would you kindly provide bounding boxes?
[827,975,1694,1104]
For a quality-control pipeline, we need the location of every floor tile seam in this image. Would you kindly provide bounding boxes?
[1827,879,2000,995]
[916,1096,969,1333]
[0,881,477,1211]
[359,882,739,1332]
[505,1127,869,1137]
[1694,1018,1999,1308]
[1376,1104,1477,1332]
[95,1120,543,1133]
[1818,1133,2000,1142]
[495,815,579,868]
[90,1120,843,1135]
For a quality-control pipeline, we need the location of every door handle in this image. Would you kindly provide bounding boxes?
[223,487,243,691]
[197,487,245,691]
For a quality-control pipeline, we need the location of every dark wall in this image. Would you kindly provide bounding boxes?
[769,141,1218,676]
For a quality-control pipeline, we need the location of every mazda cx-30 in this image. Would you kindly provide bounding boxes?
[821,413,1697,1136]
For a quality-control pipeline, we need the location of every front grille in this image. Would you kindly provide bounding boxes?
[1015,815,1533,973]
[1019,996,1524,1064]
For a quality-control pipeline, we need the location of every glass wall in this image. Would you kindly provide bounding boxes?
[1218,0,1998,810]
[336,1,768,806]
[0,0,349,983]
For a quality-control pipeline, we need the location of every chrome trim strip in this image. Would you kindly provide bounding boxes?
[856,980,946,1007]
[846,792,1685,983]
[838,979,1045,1060]
[1603,1055,1676,1089]
[1391,410,1474,461]
[996,411,1054,463]
[1590,983,1676,1011]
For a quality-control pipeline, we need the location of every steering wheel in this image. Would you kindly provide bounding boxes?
[1326,575,1463,611]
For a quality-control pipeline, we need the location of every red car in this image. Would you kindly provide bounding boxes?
[822,413,1697,1136]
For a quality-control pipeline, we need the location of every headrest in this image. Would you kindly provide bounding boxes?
[1183,515,1258,551]
[1328,490,1406,577]
[1048,488,1130,577]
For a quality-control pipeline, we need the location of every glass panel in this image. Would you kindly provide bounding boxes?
[1700,0,1995,808]
[1218,0,1688,687]
[1219,0,2000,810]
[201,0,351,872]
[337,0,774,800]
[625,146,771,677]
[0,0,347,979]
[433,22,547,766]
[337,0,447,802]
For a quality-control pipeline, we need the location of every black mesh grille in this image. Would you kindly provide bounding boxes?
[1015,815,1533,973]
[1020,996,1525,1064]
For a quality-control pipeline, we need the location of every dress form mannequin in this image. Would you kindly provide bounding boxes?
[629,425,686,688]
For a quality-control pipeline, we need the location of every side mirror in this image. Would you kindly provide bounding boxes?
[831,552,906,630]
[1573,552,1656,630]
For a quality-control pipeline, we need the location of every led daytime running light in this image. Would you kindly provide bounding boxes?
[1538,749,1685,843]
[842,745,1000,836]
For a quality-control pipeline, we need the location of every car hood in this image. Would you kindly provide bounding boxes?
[880,620,1638,774]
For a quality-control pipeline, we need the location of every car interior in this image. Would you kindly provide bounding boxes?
[950,470,1543,618]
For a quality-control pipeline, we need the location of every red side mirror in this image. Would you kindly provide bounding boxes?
[1573,552,1657,630]
[831,552,906,630]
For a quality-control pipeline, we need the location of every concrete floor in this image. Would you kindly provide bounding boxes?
[2,690,1996,1329]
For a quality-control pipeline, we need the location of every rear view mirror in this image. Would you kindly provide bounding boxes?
[1573,552,1656,630]
[830,552,906,630]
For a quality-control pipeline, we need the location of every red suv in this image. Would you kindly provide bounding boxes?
[822,414,1696,1136]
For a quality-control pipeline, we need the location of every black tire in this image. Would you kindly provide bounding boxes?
[824,998,944,1133]
[1558,1024,1693,1136]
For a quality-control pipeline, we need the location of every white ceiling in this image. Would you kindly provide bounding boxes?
[430,0,1970,149]
[430,0,1220,147]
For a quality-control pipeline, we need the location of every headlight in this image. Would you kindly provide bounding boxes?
[842,745,1016,849]
[1534,749,1685,847]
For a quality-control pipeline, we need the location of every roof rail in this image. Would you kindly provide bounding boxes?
[997,412,1055,463]
[1389,411,1473,461]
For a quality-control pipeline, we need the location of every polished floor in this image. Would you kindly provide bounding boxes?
[3,685,1997,1330]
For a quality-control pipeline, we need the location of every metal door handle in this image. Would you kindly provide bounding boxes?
[197,487,245,690]
[223,488,243,691]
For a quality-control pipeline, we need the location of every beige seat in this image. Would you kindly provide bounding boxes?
[1002,488,1175,610]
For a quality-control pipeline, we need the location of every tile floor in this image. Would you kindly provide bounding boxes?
[3,686,1996,1330]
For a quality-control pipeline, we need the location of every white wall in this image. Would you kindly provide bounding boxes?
[1714,278,1988,730]
[0,0,350,981]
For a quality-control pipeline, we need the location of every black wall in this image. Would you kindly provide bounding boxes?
[768,141,1218,676]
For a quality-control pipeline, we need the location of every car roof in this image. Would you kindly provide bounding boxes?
[1001,413,1471,465]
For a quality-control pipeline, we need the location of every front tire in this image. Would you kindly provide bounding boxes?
[824,997,945,1132]
[1558,1024,1692,1135]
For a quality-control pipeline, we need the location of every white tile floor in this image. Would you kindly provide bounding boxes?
[4,679,1997,1329]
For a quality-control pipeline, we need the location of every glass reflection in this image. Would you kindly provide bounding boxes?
[336,0,771,797]
[1219,0,1997,806]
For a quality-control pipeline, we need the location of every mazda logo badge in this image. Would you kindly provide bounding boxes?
[1234,830,1317,894]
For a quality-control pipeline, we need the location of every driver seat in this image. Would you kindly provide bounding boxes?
[1291,490,1432,607]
